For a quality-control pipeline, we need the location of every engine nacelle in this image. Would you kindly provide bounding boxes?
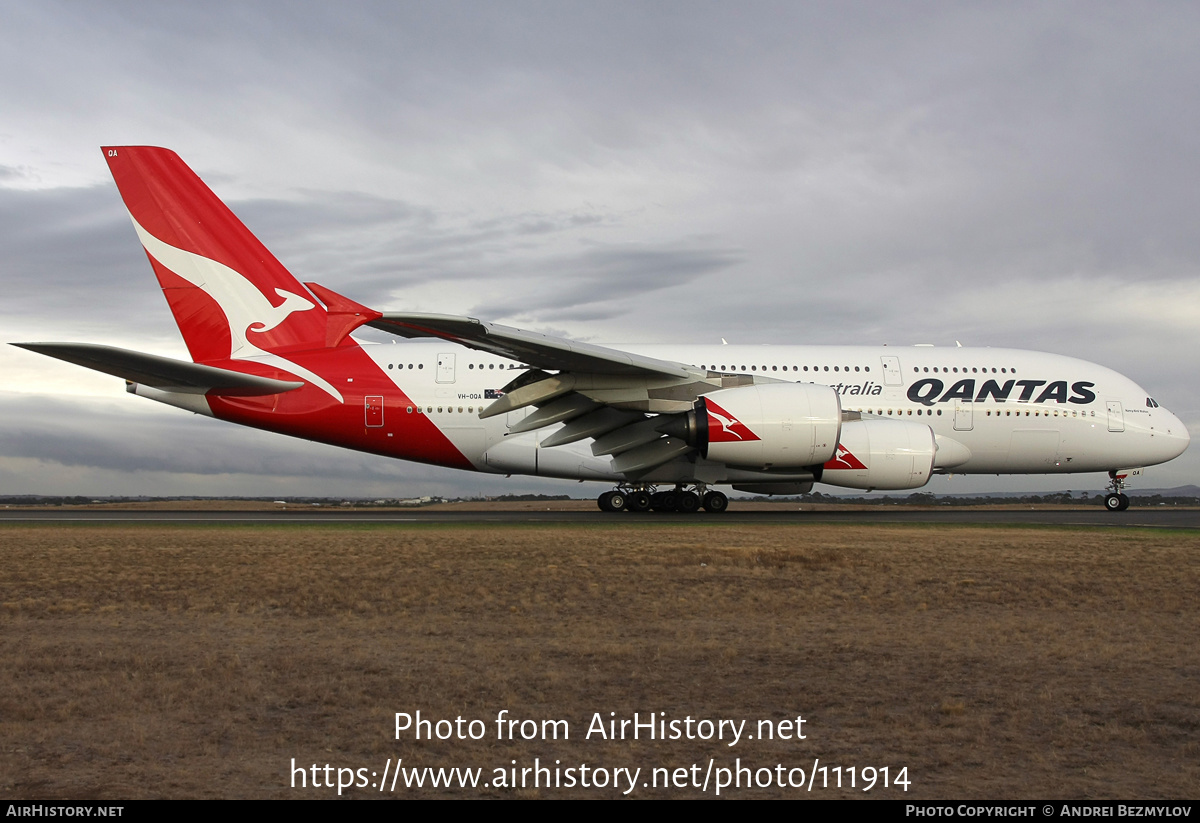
[820,418,936,490]
[672,383,842,468]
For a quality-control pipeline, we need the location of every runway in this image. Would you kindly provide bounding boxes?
[2,506,1198,528]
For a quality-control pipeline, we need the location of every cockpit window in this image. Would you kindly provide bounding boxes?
[1146,397,1160,408]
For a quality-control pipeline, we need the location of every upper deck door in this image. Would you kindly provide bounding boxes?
[1106,401,1125,432]
[880,356,903,386]
[436,353,456,384]
[954,401,974,431]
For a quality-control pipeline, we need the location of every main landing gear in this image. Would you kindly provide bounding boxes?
[1103,470,1130,512]
[597,485,729,513]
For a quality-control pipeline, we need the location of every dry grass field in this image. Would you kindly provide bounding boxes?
[0,522,1197,799]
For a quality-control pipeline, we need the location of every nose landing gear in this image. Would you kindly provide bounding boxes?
[1103,470,1131,512]
[1104,493,1130,511]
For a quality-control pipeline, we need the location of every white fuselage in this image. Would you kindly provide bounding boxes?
[359,342,1190,486]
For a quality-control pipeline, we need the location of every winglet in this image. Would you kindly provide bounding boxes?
[303,282,383,347]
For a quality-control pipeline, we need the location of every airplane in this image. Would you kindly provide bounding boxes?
[12,146,1191,513]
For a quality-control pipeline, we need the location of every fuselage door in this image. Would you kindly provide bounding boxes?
[954,401,974,431]
[1106,401,1125,432]
[436,353,456,384]
[881,356,903,387]
[365,396,384,428]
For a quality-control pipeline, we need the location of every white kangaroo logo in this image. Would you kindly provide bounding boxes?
[829,445,855,469]
[248,288,316,335]
[709,410,747,440]
[129,213,342,401]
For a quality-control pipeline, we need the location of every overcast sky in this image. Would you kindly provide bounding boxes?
[2,1,1197,498]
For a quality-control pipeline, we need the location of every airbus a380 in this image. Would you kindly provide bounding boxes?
[15,147,1190,513]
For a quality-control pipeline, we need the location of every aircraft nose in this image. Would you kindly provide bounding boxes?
[1158,411,1190,460]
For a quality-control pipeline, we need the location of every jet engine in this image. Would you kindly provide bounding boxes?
[664,383,842,468]
[819,418,936,490]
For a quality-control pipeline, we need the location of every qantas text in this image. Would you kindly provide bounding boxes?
[906,379,1097,407]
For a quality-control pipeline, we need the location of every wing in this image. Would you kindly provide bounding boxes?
[365,310,778,478]
[368,312,695,378]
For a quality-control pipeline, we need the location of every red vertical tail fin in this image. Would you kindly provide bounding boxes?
[102,146,328,363]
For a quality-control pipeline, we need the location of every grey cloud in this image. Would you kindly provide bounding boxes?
[473,243,745,320]
[236,192,431,240]
[0,185,176,344]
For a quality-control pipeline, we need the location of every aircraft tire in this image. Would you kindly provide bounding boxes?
[1104,493,1124,512]
[702,491,729,513]
[1118,493,1130,511]
[652,491,679,512]
[598,491,625,512]
[625,491,652,512]
[677,491,700,513]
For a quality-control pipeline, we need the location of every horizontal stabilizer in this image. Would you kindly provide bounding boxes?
[13,343,304,396]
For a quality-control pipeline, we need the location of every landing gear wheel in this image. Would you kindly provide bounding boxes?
[1104,470,1133,512]
[598,490,625,512]
[677,491,701,513]
[652,491,679,512]
[625,491,652,512]
[702,490,729,513]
